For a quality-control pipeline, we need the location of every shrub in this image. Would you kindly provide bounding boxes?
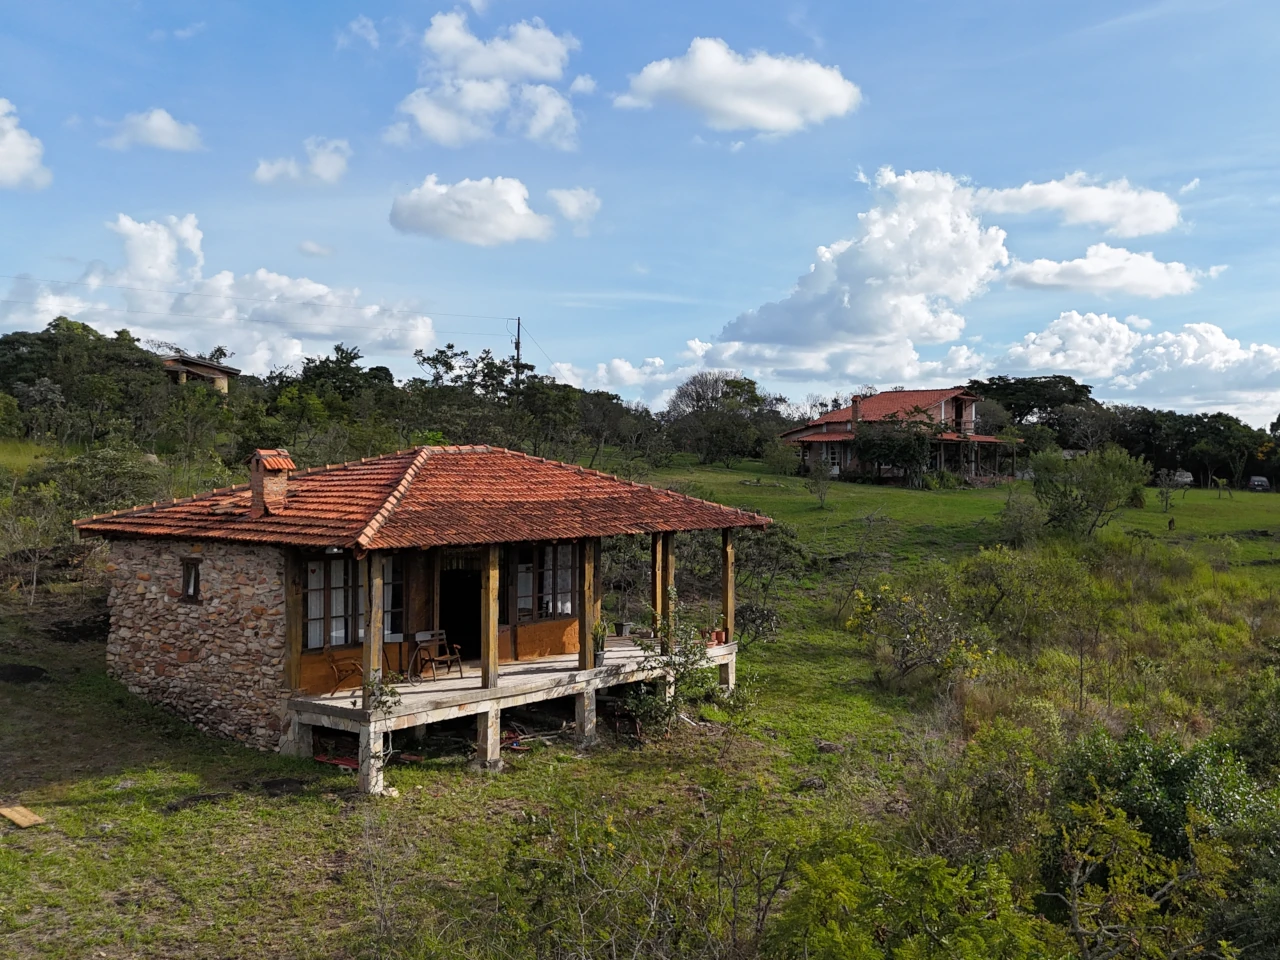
[1030,445,1152,536]
[997,493,1048,547]
[1231,667,1280,781]
[769,829,1063,959]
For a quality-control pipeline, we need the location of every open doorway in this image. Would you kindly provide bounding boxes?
[438,569,482,659]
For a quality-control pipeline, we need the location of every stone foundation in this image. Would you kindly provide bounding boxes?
[103,539,289,751]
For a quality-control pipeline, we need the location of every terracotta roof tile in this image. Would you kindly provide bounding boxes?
[75,446,770,548]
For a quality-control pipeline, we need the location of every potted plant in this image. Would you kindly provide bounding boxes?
[592,619,609,656]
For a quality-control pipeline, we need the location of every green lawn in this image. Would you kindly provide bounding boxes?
[0,439,50,476]
[4,460,1280,958]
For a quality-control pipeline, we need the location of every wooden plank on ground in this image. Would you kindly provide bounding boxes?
[0,805,44,828]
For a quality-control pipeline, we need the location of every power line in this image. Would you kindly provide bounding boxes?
[518,318,558,368]
[0,274,518,323]
[0,299,510,337]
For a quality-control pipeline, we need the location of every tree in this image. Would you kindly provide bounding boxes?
[850,410,938,486]
[0,480,67,604]
[1030,447,1152,536]
[968,375,1095,424]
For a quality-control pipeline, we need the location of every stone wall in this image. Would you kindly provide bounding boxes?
[104,539,289,751]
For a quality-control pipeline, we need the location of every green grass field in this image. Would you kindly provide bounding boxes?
[3,460,1280,958]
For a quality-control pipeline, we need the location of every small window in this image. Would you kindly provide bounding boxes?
[181,559,201,603]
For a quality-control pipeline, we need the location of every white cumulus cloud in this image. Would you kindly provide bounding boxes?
[101,108,203,151]
[975,172,1179,238]
[253,137,352,185]
[389,174,554,246]
[1005,311,1148,377]
[1005,242,1205,298]
[547,187,601,235]
[338,15,379,49]
[393,13,580,150]
[569,74,596,95]
[614,37,860,135]
[299,240,332,257]
[0,214,434,371]
[423,11,577,81]
[714,166,1008,381]
[0,98,52,189]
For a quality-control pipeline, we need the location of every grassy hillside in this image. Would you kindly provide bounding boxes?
[3,461,1279,958]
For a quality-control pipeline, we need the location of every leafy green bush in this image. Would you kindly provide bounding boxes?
[1030,446,1152,536]
[769,829,1063,959]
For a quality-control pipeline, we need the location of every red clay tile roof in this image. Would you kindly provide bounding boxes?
[250,449,296,471]
[781,388,979,438]
[75,446,771,549]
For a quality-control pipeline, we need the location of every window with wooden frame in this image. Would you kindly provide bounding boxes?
[180,559,201,603]
[514,542,577,622]
[303,553,404,651]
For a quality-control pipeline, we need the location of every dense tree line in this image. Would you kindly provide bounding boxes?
[971,374,1280,489]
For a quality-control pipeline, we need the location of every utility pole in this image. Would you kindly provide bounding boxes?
[513,316,522,402]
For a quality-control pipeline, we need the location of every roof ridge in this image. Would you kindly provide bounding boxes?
[484,446,761,521]
[354,445,436,548]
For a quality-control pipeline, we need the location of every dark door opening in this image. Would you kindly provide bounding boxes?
[439,569,482,660]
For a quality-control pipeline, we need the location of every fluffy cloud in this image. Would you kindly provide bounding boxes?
[0,98,52,189]
[515,84,577,149]
[547,186,601,234]
[614,37,860,135]
[422,11,577,81]
[975,172,1179,237]
[1005,242,1205,297]
[101,108,203,151]
[569,74,596,95]
[999,310,1280,418]
[253,137,352,184]
[299,240,332,257]
[1005,311,1148,377]
[395,80,510,147]
[389,174,553,246]
[715,167,1007,380]
[0,214,434,372]
[338,15,378,49]
[392,13,580,151]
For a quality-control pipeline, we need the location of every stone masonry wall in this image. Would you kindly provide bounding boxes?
[104,539,289,751]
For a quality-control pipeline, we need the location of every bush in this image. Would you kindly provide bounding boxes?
[997,494,1048,547]
[1030,445,1152,536]
[769,829,1063,959]
[1231,667,1280,781]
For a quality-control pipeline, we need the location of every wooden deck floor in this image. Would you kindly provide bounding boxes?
[288,639,737,733]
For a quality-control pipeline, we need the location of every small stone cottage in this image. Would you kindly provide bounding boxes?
[76,447,765,790]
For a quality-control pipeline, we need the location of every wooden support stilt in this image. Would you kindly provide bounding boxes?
[473,706,503,772]
[721,528,735,642]
[361,552,384,711]
[578,538,596,669]
[480,543,500,689]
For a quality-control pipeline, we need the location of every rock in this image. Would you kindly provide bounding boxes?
[797,776,826,792]
[815,739,843,754]
[382,787,400,799]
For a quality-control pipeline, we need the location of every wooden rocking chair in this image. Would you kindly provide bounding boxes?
[411,630,464,681]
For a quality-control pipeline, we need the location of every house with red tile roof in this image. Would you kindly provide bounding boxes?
[76,446,768,792]
[779,387,1011,479]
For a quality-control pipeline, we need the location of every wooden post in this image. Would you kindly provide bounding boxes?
[429,548,441,631]
[650,532,664,627]
[577,538,596,670]
[474,706,503,771]
[480,543,500,689]
[283,550,304,690]
[592,538,602,626]
[507,545,520,662]
[661,532,675,627]
[361,552,384,711]
[721,528,735,642]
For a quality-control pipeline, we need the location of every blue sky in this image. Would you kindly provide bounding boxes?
[2,0,1278,421]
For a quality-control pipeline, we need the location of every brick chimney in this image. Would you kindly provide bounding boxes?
[247,449,295,519]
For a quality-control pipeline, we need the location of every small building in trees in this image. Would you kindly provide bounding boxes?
[160,354,241,394]
[780,387,1009,479]
[75,446,765,793]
